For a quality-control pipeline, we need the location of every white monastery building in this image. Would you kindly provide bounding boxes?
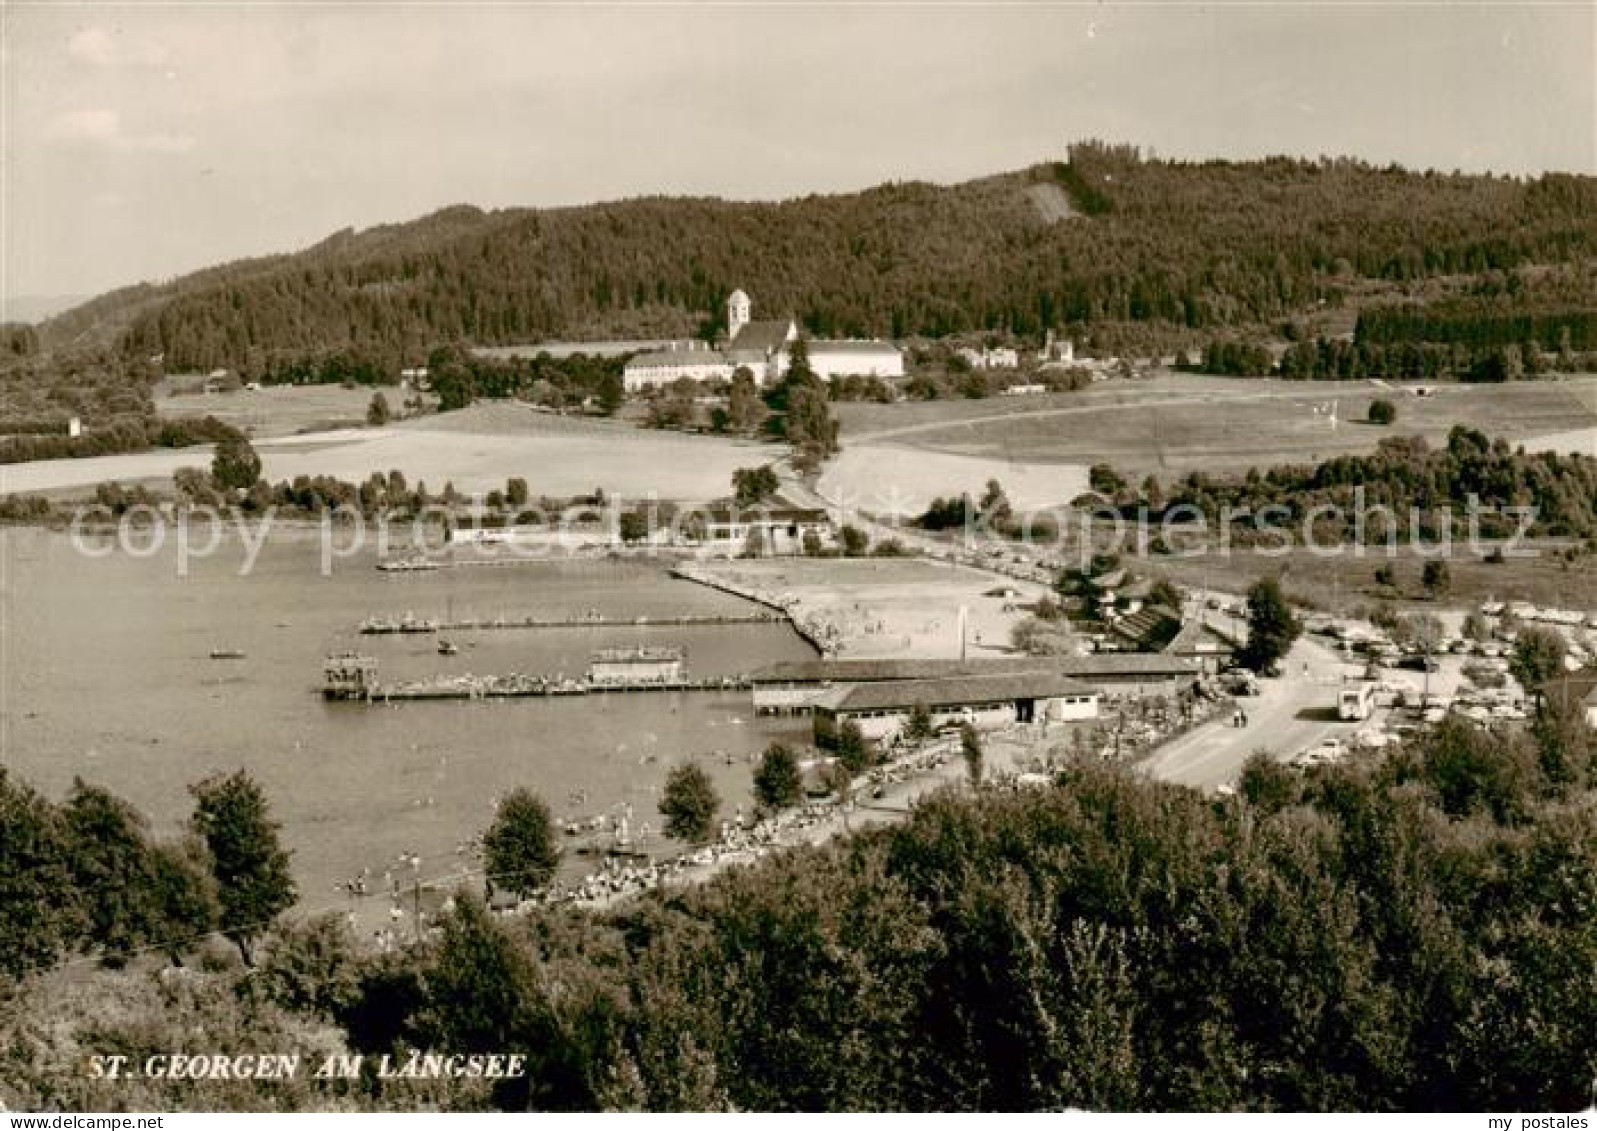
[621,344,733,391]
[623,290,903,389]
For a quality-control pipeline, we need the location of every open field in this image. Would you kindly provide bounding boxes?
[1144,542,1597,620]
[837,374,1597,479]
[154,383,406,438]
[1523,426,1597,457]
[688,556,1048,659]
[4,401,777,500]
[817,445,1089,516]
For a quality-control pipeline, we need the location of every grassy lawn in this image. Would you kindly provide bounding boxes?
[836,374,1597,479]
[155,383,411,437]
[21,398,781,502]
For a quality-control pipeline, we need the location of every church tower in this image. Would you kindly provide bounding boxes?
[726,289,751,343]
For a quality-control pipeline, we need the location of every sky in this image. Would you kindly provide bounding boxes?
[3,2,1593,302]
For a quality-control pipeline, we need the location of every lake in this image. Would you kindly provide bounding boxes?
[0,527,815,912]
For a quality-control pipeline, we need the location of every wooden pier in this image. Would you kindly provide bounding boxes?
[349,676,751,703]
[324,650,748,704]
[360,611,784,635]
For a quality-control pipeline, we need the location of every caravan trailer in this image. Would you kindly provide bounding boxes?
[1339,681,1376,721]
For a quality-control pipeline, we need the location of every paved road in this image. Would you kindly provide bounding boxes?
[1139,635,1362,791]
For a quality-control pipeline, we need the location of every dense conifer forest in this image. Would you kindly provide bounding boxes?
[25,143,1597,375]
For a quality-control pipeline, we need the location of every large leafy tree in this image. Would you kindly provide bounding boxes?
[904,702,934,744]
[414,895,558,1109]
[61,779,165,965]
[1238,575,1300,672]
[145,838,219,966]
[188,770,296,964]
[1510,627,1567,702]
[834,719,870,773]
[482,787,560,898]
[659,764,720,844]
[0,769,81,982]
[753,743,804,812]
[732,465,781,507]
[596,371,625,416]
[727,367,764,433]
[211,435,262,491]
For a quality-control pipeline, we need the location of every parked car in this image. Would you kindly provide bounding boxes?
[1223,671,1260,696]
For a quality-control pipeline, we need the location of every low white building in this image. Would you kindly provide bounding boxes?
[623,346,734,391]
[748,655,1196,715]
[691,504,832,557]
[814,671,1099,741]
[808,340,905,381]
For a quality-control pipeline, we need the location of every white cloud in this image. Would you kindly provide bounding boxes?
[45,109,195,154]
[68,25,168,68]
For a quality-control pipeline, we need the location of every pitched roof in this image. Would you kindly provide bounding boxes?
[1165,617,1240,654]
[750,653,1199,685]
[1108,605,1182,649]
[822,672,1098,714]
[1056,653,1200,677]
[624,347,730,370]
[474,340,683,361]
[727,320,795,356]
[1118,577,1156,601]
[751,657,1053,685]
[807,340,902,356]
[1087,568,1128,590]
[699,504,829,524]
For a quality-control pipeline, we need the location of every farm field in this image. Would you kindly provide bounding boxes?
[154,383,401,437]
[816,444,1089,516]
[7,400,780,501]
[1522,426,1597,457]
[837,374,1597,479]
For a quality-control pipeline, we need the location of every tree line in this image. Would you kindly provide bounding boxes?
[0,768,295,981]
[1118,427,1597,542]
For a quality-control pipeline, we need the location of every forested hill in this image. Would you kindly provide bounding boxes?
[39,142,1597,372]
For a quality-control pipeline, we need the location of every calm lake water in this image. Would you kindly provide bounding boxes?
[0,527,814,910]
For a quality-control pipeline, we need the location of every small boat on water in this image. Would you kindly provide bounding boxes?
[209,649,247,660]
[437,640,460,656]
[377,555,442,572]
